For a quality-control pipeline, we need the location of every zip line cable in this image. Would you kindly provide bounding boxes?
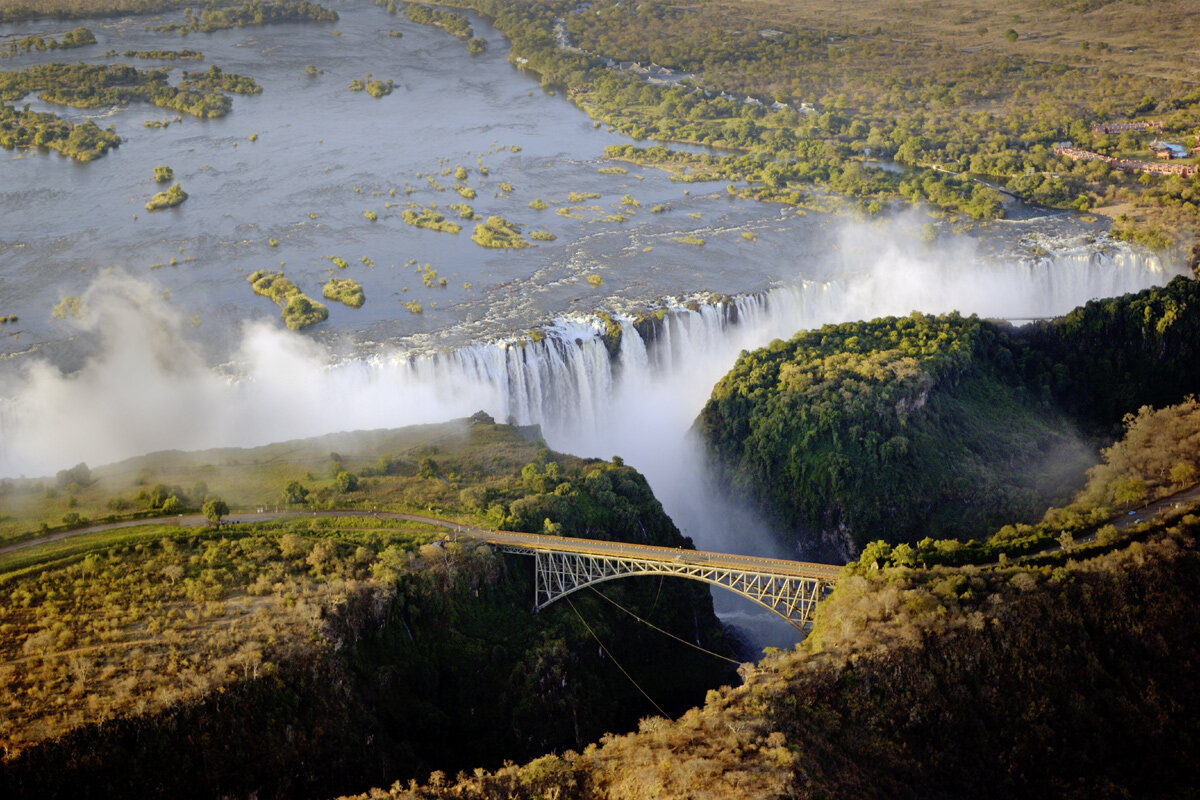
[566,596,668,717]
[588,586,743,666]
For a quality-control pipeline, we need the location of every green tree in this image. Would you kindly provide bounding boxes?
[202,497,229,524]
[148,484,172,508]
[56,462,91,489]
[283,480,309,505]
[1110,475,1147,506]
[1169,462,1197,486]
[857,540,892,570]
[335,471,358,492]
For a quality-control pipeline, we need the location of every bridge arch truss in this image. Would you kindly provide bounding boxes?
[503,547,834,631]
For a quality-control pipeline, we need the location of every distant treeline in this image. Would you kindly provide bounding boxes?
[0,62,258,115]
[398,1,486,54]
[150,0,337,33]
[0,1,192,24]
[1,25,95,56]
[408,0,1200,245]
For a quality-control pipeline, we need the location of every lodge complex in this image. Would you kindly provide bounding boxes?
[1054,122,1200,178]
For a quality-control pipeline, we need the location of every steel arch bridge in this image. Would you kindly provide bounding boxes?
[487,536,840,631]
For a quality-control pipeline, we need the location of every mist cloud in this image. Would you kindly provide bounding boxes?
[0,222,1182,509]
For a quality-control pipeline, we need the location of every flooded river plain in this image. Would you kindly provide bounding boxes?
[0,0,842,361]
[0,1,1162,365]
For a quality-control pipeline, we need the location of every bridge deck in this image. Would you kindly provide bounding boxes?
[473,529,842,581]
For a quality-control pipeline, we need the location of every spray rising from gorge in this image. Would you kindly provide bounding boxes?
[1,235,1180,505]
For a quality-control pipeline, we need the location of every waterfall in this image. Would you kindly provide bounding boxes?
[0,243,1184,493]
[378,244,1182,452]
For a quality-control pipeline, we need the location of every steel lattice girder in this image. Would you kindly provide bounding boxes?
[509,548,833,631]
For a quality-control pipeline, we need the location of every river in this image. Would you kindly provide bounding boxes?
[0,1,1188,646]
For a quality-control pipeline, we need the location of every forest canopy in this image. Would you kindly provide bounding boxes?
[698,277,1200,554]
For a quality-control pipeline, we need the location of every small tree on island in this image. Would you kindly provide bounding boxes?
[202,497,229,525]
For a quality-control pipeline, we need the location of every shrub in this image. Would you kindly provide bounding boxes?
[322,277,365,308]
[145,183,188,211]
[248,270,328,330]
[365,79,392,98]
[282,480,309,505]
[471,216,530,249]
[401,207,461,234]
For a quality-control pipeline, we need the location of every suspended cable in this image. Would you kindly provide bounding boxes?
[566,596,667,717]
[588,586,743,666]
[649,572,664,614]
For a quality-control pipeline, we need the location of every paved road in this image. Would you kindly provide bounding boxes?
[1113,482,1200,530]
[472,527,842,579]
[0,514,210,557]
[1,510,842,581]
[18,481,1193,577]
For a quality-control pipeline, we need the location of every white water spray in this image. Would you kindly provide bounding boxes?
[0,240,1185,561]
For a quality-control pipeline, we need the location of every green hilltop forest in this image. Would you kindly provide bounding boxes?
[697,312,1087,553]
[698,276,1200,554]
[0,418,734,798]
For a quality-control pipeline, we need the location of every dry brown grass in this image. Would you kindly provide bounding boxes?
[725,0,1200,83]
[0,507,481,759]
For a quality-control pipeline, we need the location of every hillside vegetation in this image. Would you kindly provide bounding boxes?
[335,484,1200,799]
[0,418,733,797]
[698,312,1088,555]
[1018,274,1200,428]
[323,401,1200,800]
[337,399,1200,798]
[697,276,1200,555]
[1081,398,1200,509]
